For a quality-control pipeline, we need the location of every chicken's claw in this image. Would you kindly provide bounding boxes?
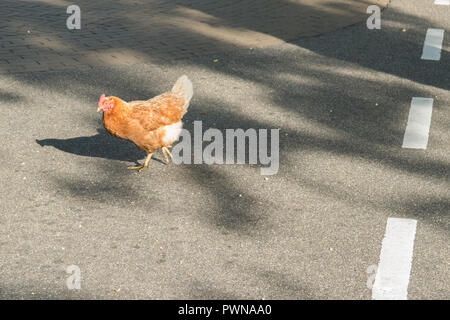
[161,147,173,164]
[128,153,153,172]
[127,164,148,172]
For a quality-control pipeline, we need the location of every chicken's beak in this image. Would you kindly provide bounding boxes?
[97,107,102,112]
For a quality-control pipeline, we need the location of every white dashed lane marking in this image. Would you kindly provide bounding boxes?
[434,0,449,5]
[402,97,434,149]
[372,218,417,300]
[421,28,445,61]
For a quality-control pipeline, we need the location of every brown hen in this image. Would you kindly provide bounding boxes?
[97,75,193,171]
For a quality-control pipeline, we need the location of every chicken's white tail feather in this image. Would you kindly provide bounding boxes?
[172,75,193,112]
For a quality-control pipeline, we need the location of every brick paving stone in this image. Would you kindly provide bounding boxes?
[0,0,388,74]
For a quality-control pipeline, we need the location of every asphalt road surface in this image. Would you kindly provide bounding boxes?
[0,0,448,299]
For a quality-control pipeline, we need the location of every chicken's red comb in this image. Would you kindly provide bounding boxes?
[98,94,106,107]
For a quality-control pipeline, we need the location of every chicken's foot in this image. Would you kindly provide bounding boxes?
[161,147,173,164]
[128,153,153,172]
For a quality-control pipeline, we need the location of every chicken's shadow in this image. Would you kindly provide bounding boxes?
[36,129,146,164]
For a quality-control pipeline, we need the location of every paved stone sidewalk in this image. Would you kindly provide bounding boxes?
[0,0,388,73]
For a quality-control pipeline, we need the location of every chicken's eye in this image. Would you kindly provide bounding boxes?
[104,100,114,110]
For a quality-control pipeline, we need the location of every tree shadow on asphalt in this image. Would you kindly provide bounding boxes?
[0,88,23,102]
[0,285,95,300]
[179,164,276,233]
[188,280,242,299]
[188,271,320,299]
[1,0,447,89]
[397,196,450,232]
[1,0,449,298]
[23,43,449,234]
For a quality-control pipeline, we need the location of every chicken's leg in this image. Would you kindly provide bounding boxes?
[161,146,173,164]
[128,153,153,172]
